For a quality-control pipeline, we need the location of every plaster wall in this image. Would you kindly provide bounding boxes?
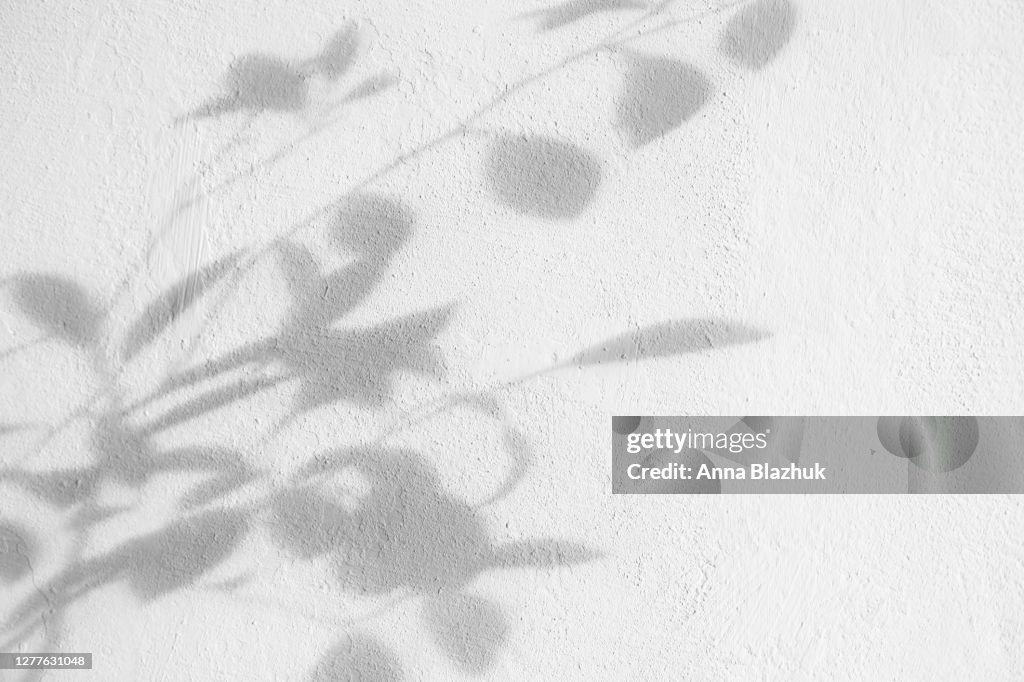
[2,0,1023,679]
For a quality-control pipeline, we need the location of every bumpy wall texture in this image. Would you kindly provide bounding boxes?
[2,0,1023,679]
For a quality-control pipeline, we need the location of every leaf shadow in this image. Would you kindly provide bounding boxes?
[121,251,241,360]
[616,52,712,147]
[309,632,403,681]
[423,592,508,674]
[271,446,604,592]
[5,274,103,348]
[188,23,361,119]
[522,0,647,32]
[5,508,250,632]
[304,24,360,82]
[554,317,769,370]
[267,446,601,673]
[718,0,797,70]
[484,134,602,220]
[129,194,438,431]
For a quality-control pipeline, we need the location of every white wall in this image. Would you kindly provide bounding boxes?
[2,0,1023,679]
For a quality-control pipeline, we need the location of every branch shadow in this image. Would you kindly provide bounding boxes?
[0,520,37,584]
[0,3,793,672]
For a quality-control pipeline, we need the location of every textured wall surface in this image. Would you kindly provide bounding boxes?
[2,0,1023,679]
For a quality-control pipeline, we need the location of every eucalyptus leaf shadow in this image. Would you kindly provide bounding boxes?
[269,447,600,673]
[188,24,360,119]
[309,632,404,682]
[5,274,103,348]
[485,134,602,220]
[718,0,797,70]
[524,0,647,32]
[423,592,508,674]
[616,54,712,147]
[192,54,311,118]
[308,24,360,81]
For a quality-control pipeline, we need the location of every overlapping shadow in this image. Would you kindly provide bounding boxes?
[272,447,599,675]
[137,193,452,431]
[1,191,602,674]
[0,2,794,673]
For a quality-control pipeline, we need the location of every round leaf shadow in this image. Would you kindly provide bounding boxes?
[719,0,797,70]
[484,134,602,219]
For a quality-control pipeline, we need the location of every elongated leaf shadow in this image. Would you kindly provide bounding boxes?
[552,317,768,370]
[522,0,647,32]
[121,252,241,360]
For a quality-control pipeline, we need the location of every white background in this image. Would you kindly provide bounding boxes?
[2,0,1023,679]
